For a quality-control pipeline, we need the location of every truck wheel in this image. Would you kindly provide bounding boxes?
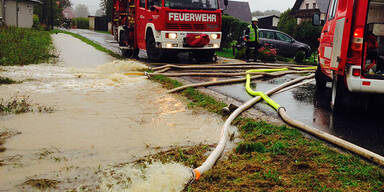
[330,74,345,111]
[146,31,163,61]
[315,65,327,90]
[121,48,139,58]
[194,50,215,63]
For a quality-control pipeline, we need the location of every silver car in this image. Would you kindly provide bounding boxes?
[259,29,312,58]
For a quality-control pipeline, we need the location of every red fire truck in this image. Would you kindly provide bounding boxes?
[314,0,384,109]
[112,0,227,61]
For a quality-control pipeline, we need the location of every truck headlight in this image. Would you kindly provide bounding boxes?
[166,33,177,39]
[210,34,220,40]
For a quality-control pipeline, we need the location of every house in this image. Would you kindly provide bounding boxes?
[292,0,330,24]
[88,16,108,31]
[0,0,42,28]
[219,0,252,23]
[257,15,280,29]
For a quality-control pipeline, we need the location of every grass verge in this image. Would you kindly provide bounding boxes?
[0,27,56,66]
[149,75,384,191]
[216,48,236,59]
[51,29,124,59]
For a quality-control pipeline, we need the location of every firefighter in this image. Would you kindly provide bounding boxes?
[245,17,260,62]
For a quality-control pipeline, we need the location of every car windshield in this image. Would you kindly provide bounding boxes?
[164,0,219,10]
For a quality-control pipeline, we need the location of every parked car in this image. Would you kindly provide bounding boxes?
[258,29,312,58]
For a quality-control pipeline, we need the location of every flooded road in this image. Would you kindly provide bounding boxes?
[0,33,226,191]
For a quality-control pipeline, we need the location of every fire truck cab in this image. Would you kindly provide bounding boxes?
[314,0,384,109]
[113,0,226,61]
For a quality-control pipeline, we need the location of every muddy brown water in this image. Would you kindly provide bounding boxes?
[0,34,229,191]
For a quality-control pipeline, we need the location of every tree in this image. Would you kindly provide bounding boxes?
[295,21,322,51]
[95,9,105,16]
[277,9,297,37]
[252,10,281,17]
[34,0,68,28]
[74,4,90,18]
[100,0,114,22]
[221,15,248,48]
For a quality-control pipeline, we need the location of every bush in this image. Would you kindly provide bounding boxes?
[294,50,305,63]
[0,27,54,65]
[235,48,246,59]
[222,15,248,48]
[295,21,322,52]
[32,14,40,29]
[72,17,89,29]
[258,47,277,62]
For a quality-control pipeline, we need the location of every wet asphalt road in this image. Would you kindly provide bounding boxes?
[68,29,384,156]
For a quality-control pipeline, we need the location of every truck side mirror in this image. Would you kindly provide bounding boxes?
[224,0,228,6]
[312,13,321,26]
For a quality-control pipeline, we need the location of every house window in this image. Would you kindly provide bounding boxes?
[306,3,309,9]
[313,3,316,9]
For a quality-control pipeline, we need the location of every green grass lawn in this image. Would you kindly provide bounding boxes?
[0,27,55,66]
[216,48,236,59]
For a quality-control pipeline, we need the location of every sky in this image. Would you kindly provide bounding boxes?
[70,0,297,15]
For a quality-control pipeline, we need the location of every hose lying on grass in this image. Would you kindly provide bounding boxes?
[191,71,316,181]
[244,70,384,167]
[191,67,384,182]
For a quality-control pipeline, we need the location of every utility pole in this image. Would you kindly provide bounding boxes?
[16,0,18,27]
[50,0,53,29]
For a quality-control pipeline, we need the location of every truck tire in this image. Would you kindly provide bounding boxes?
[146,31,163,61]
[193,50,215,63]
[315,65,327,90]
[330,74,345,112]
[121,48,139,58]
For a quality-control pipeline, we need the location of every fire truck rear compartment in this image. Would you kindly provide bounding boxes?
[363,0,384,79]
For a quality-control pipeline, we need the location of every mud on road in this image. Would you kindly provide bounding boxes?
[0,33,233,191]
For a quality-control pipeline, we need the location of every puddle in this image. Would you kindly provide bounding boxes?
[0,33,226,191]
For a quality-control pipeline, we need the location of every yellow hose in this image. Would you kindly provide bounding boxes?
[245,67,316,111]
[123,72,146,76]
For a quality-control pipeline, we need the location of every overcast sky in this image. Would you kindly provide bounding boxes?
[70,0,297,15]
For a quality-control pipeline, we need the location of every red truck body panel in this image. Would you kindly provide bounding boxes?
[113,0,222,55]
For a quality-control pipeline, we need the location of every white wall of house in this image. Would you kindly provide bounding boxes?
[299,0,318,10]
[272,17,279,27]
[89,16,95,30]
[4,0,34,28]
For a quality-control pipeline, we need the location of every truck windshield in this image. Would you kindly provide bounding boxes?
[164,0,219,10]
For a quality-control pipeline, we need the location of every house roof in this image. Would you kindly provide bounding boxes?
[256,15,280,19]
[26,0,43,4]
[219,0,252,22]
[292,0,330,14]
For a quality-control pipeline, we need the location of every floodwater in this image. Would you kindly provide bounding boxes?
[0,33,226,191]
